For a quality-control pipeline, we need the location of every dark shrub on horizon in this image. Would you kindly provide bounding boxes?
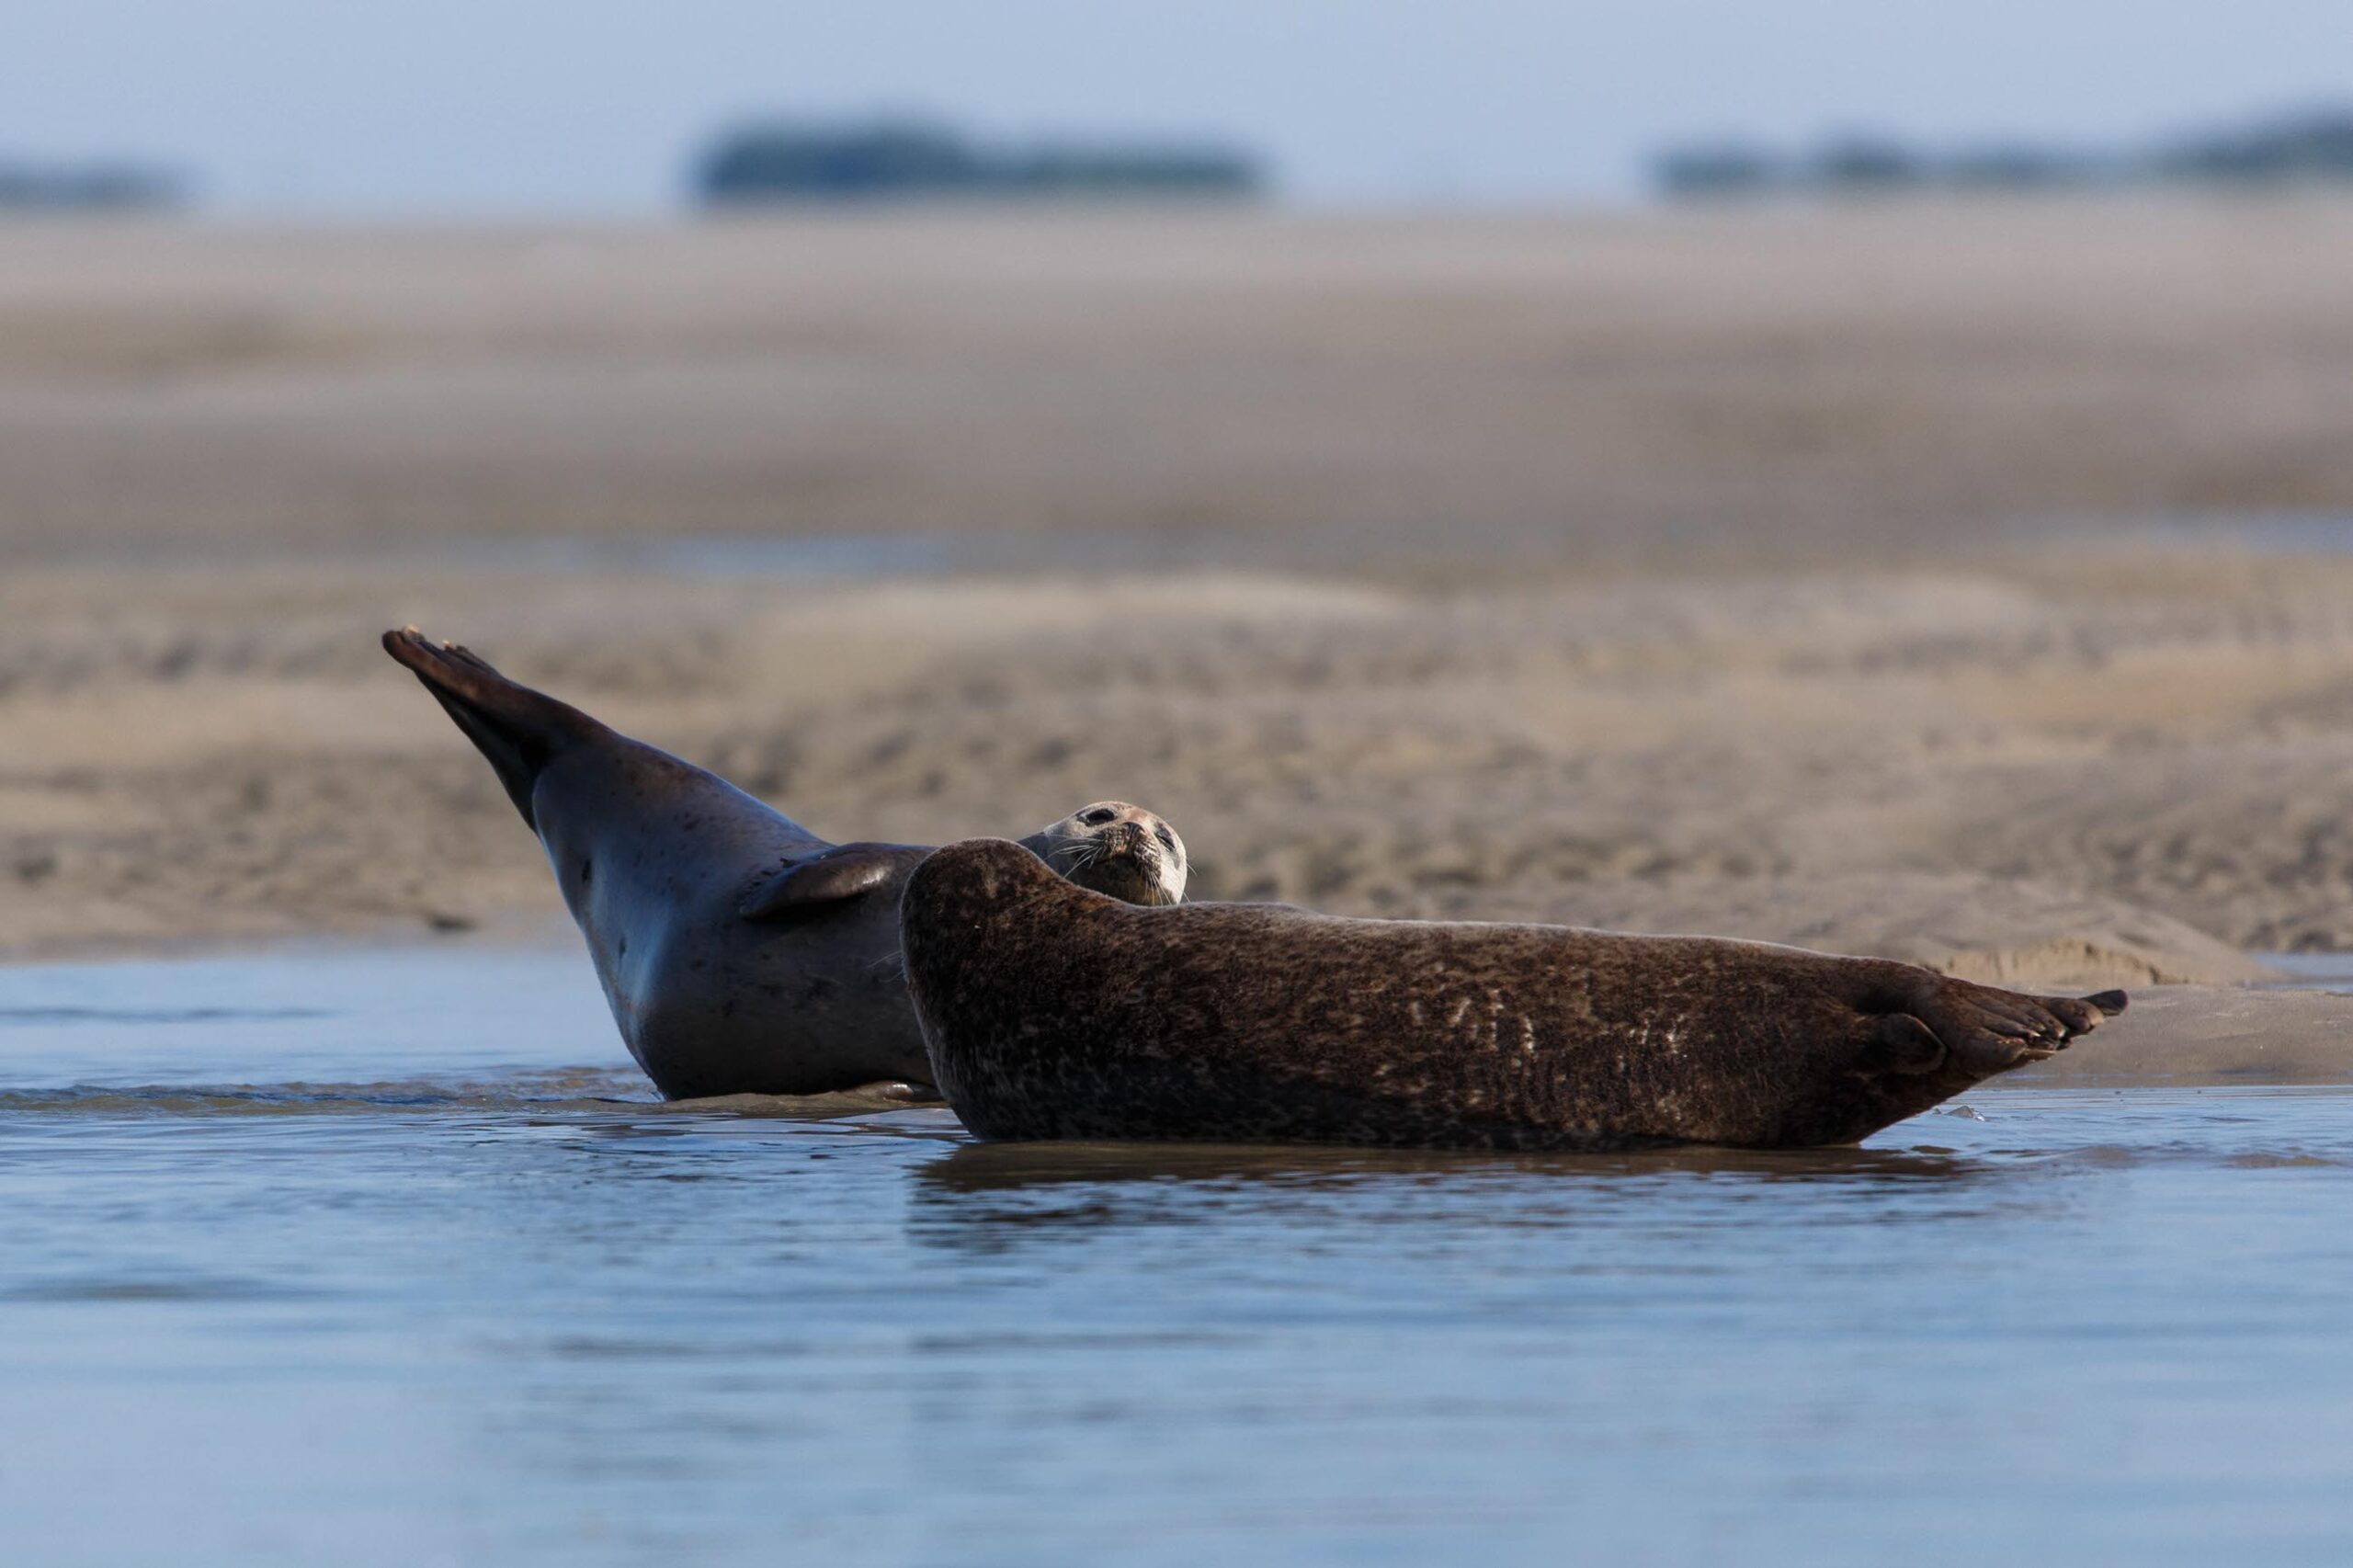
[2154,109,2353,183]
[0,161,184,212]
[996,143,1265,197]
[1943,144,2110,190]
[699,122,983,202]
[1651,104,2353,201]
[1807,136,1926,191]
[697,119,1262,206]
[1651,142,1782,199]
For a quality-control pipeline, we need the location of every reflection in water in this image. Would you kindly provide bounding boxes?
[4,949,2353,1566]
[907,1138,2001,1267]
[916,1134,1981,1193]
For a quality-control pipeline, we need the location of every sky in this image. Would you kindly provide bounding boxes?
[8,0,2353,216]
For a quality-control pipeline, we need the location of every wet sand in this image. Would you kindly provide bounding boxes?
[9,552,2353,985]
[7,205,2353,1065]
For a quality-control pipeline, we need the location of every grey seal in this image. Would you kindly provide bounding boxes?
[382,629,1188,1099]
[899,838,2128,1151]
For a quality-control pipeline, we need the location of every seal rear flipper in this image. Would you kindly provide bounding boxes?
[740,843,923,919]
[382,627,606,829]
[1900,975,2128,1075]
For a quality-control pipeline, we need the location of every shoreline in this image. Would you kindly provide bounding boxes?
[6,926,2347,1092]
[14,552,2353,973]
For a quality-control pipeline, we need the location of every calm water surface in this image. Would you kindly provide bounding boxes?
[4,949,2351,1566]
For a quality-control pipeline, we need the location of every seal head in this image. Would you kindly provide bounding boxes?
[1017,801,1188,907]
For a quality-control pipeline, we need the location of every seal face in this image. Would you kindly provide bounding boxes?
[1017,801,1188,907]
[900,839,2129,1152]
[382,630,1190,1099]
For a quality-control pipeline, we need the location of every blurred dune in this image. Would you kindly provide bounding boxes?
[6,203,2353,984]
[6,202,2353,556]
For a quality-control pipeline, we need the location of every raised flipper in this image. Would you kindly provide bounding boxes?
[382,628,607,829]
[740,843,927,920]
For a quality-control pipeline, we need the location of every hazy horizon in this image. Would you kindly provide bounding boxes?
[9,0,2353,217]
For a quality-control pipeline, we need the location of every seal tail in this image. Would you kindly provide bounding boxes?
[382,627,606,829]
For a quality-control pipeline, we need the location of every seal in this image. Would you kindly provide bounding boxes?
[382,629,1188,1099]
[1019,801,1188,907]
[899,838,2129,1151]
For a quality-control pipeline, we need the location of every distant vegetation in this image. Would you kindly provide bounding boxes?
[695,119,1262,206]
[1654,107,2353,200]
[0,160,183,213]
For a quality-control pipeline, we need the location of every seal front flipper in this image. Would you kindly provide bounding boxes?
[1859,1013,1948,1075]
[381,627,605,828]
[740,843,926,919]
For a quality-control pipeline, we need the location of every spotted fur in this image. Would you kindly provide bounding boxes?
[902,838,2128,1150]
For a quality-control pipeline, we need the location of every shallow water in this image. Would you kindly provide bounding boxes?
[5,949,2352,1566]
[2256,949,2353,989]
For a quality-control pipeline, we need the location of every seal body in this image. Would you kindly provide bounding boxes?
[901,839,2128,1151]
[383,631,1188,1099]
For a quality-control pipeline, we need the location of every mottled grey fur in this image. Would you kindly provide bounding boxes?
[383,630,1187,1099]
[901,838,2128,1151]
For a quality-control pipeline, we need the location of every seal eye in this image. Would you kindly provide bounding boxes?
[1154,825,1176,853]
[1082,807,1117,826]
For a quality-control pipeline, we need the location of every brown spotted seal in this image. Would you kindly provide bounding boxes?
[900,838,2128,1150]
[382,630,1188,1099]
